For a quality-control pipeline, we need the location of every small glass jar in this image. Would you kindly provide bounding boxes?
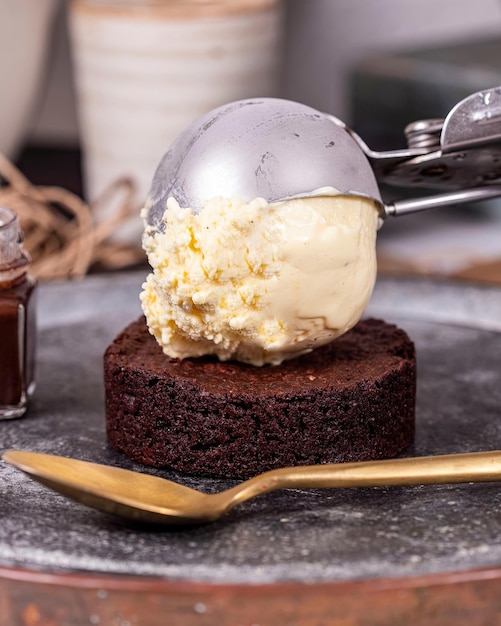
[0,206,37,419]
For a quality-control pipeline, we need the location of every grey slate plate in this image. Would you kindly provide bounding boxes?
[1,271,501,584]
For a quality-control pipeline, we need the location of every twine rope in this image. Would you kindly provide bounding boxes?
[0,152,145,280]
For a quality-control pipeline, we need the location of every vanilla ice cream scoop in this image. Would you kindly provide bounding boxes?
[141,98,382,366]
[141,192,379,366]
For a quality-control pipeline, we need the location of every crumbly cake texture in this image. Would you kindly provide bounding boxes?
[104,317,416,479]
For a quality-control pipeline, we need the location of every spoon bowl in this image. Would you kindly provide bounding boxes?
[4,449,501,525]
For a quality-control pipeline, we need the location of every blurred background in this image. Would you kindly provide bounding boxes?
[2,0,501,281]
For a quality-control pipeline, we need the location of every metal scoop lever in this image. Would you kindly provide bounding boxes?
[359,85,501,192]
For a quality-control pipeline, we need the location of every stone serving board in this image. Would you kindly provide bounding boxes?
[1,271,501,585]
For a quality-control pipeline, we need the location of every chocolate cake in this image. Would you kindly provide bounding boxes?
[104,317,416,478]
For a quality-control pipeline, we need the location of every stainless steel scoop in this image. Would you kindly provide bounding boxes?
[147,98,383,226]
[146,87,501,229]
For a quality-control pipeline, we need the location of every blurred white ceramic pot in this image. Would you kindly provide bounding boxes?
[0,0,59,158]
[68,0,284,245]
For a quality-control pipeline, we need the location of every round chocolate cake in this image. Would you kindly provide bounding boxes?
[104,317,416,478]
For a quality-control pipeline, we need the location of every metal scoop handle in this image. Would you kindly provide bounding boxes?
[385,184,501,217]
[359,86,501,193]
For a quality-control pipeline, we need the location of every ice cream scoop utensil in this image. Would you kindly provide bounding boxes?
[146,88,501,229]
[4,449,501,525]
[146,98,384,226]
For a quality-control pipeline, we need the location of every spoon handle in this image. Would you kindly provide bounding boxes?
[266,451,501,490]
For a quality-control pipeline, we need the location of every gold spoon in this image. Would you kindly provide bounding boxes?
[3,449,501,525]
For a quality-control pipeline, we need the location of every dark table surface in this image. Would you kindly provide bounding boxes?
[1,271,501,584]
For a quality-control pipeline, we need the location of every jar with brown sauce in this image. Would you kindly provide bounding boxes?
[0,206,37,419]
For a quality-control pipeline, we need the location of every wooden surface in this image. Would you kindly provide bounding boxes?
[1,565,501,625]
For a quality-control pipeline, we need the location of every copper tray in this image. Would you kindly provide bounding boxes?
[1,271,501,625]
